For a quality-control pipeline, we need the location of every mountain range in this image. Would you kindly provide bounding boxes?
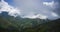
[0,11,60,32]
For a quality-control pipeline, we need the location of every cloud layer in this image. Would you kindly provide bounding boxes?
[0,0,21,17]
[14,0,59,19]
[0,0,60,20]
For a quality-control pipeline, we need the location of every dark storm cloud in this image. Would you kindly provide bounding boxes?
[53,0,60,16]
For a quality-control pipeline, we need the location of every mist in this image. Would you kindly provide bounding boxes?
[13,0,60,20]
[0,0,60,20]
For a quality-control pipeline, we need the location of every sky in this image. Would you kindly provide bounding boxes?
[4,0,15,6]
[0,0,60,20]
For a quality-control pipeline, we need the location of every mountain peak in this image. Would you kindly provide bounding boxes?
[0,11,8,16]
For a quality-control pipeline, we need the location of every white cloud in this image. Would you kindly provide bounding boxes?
[22,14,47,19]
[38,14,47,19]
[0,0,59,20]
[13,0,60,20]
[0,0,47,19]
[0,0,21,17]
[51,12,58,17]
[43,1,54,8]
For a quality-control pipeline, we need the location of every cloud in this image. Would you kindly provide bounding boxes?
[0,0,60,20]
[13,0,60,20]
[53,0,60,15]
[22,14,47,19]
[43,1,54,8]
[51,12,58,17]
[0,0,21,17]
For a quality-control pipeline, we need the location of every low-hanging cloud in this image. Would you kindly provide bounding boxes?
[0,0,60,20]
[13,0,59,20]
[0,0,21,17]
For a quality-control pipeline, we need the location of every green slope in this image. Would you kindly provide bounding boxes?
[0,13,60,32]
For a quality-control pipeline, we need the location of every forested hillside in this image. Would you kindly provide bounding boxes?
[0,12,60,32]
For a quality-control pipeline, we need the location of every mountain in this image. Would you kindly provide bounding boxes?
[22,18,60,32]
[0,11,60,32]
[0,12,19,32]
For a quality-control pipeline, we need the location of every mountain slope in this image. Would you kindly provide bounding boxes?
[0,12,60,32]
[14,18,60,32]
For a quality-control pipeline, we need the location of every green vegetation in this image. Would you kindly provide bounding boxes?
[0,12,60,32]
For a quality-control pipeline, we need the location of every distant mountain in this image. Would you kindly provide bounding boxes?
[0,11,60,32]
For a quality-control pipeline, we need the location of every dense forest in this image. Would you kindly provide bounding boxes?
[0,12,60,32]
